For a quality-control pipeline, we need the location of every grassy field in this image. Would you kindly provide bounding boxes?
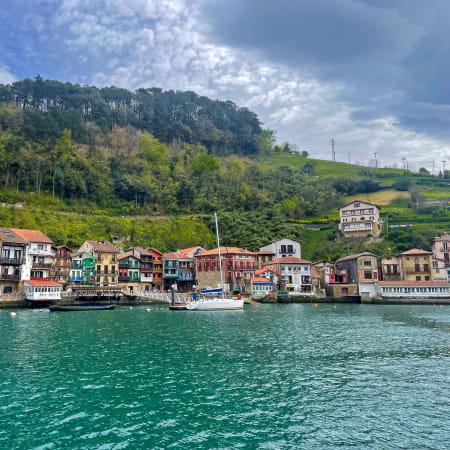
[345,190,410,205]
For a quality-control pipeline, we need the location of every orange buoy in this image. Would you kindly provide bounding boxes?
[333,305,337,309]
[314,303,318,308]
[440,304,443,308]
[254,303,258,307]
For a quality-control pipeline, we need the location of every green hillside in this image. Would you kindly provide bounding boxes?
[0,77,449,260]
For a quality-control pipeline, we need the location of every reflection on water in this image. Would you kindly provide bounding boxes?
[0,304,449,449]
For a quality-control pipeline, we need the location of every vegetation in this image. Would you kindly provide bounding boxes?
[0,76,449,260]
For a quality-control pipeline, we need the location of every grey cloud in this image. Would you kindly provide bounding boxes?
[202,0,450,137]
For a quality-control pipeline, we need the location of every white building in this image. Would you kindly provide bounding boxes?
[24,280,61,302]
[11,228,55,280]
[251,277,274,296]
[263,256,313,296]
[376,281,450,300]
[339,200,383,238]
[260,238,301,259]
[432,233,450,263]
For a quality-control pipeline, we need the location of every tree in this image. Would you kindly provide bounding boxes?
[301,151,309,158]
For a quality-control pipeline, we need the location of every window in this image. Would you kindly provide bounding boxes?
[414,257,419,264]
[38,244,44,251]
[364,271,372,279]
[416,276,421,281]
[287,245,293,254]
[425,276,430,281]
[104,265,108,274]
[415,264,420,272]
[444,242,448,251]
[364,260,372,267]
[423,264,429,272]
[280,245,287,254]
[354,203,360,207]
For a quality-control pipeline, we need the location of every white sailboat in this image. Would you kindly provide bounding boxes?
[186,213,244,311]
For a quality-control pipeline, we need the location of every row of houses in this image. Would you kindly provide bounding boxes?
[1,226,450,300]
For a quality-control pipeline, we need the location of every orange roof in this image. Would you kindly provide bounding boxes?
[255,268,279,276]
[163,251,193,260]
[400,248,432,256]
[10,228,53,244]
[179,246,204,255]
[257,250,276,255]
[264,256,311,265]
[378,281,450,286]
[251,277,271,283]
[25,280,61,286]
[198,247,256,257]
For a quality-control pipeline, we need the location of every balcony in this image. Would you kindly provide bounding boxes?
[71,263,82,269]
[118,275,130,282]
[0,257,24,265]
[70,277,83,283]
[119,262,130,269]
[0,273,20,281]
[32,263,54,269]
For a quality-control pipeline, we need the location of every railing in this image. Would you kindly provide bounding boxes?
[0,257,24,265]
[70,277,83,282]
[32,263,54,269]
[0,273,20,281]
[71,263,82,269]
[118,276,129,282]
[130,291,188,303]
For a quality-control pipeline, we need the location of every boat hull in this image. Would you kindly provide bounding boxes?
[169,304,188,310]
[186,298,244,311]
[49,305,115,311]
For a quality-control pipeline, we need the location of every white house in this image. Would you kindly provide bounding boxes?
[263,256,313,296]
[339,200,383,237]
[260,238,301,259]
[24,280,61,302]
[376,281,450,300]
[251,277,274,296]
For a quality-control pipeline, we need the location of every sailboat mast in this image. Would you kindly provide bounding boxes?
[214,212,225,299]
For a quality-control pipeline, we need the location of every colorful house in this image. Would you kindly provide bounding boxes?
[0,228,27,295]
[70,252,96,285]
[163,251,196,292]
[251,277,273,296]
[118,252,141,293]
[79,240,119,287]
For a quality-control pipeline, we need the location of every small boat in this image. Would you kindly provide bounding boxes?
[49,305,115,312]
[186,297,244,311]
[169,304,188,311]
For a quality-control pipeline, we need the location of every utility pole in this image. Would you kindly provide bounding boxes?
[432,160,435,176]
[348,152,351,164]
[373,152,378,169]
[401,157,408,171]
[330,138,336,162]
[443,160,447,174]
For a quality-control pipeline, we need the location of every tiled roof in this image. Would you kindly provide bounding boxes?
[118,251,134,260]
[251,277,271,283]
[340,199,379,209]
[148,247,164,256]
[263,256,311,265]
[163,251,193,260]
[198,247,256,256]
[0,228,27,244]
[85,240,119,253]
[179,246,205,255]
[336,252,377,262]
[10,228,53,244]
[131,246,153,257]
[400,248,432,255]
[255,268,279,276]
[257,250,276,255]
[25,280,61,286]
[377,281,450,286]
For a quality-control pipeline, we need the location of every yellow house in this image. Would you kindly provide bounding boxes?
[399,249,433,282]
[79,240,119,287]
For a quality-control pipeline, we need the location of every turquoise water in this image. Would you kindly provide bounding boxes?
[0,304,449,449]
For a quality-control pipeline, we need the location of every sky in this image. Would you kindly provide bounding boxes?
[1,0,450,171]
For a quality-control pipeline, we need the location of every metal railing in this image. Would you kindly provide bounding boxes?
[0,257,24,265]
[0,273,20,281]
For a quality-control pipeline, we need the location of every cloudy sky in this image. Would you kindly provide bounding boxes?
[1,0,450,170]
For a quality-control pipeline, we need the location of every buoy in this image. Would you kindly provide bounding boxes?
[129,306,133,310]
[146,308,151,312]
[440,305,443,308]
[254,303,258,307]
[333,305,337,309]
[314,304,318,308]
[10,312,16,317]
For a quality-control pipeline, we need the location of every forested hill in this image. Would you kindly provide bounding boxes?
[0,76,270,156]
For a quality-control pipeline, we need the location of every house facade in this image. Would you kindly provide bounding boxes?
[339,200,382,238]
[380,255,402,281]
[336,252,378,298]
[79,240,119,287]
[148,248,164,290]
[195,247,256,293]
[24,279,61,302]
[399,249,433,282]
[0,228,27,295]
[163,251,196,292]
[432,233,450,263]
[260,238,301,260]
[251,277,274,296]
[11,228,55,281]
[118,252,141,293]
[263,256,313,295]
[254,268,279,286]
[129,247,154,290]
[53,245,71,286]
[70,252,96,285]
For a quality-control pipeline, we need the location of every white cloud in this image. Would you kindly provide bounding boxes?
[0,64,16,84]
[34,0,450,170]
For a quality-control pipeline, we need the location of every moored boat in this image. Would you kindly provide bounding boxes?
[168,303,188,310]
[186,297,244,310]
[49,304,115,311]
